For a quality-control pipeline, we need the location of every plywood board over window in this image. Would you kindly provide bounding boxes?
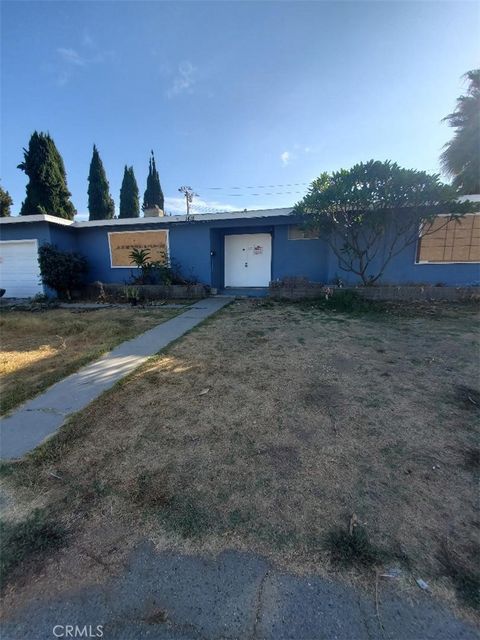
[417,214,480,263]
[108,230,169,267]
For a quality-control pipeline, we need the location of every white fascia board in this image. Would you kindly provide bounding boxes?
[0,208,296,229]
[0,214,74,226]
[73,208,295,228]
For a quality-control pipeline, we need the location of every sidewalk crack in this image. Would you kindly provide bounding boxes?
[251,569,269,640]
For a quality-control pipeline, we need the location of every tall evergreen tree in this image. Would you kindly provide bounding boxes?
[88,145,115,220]
[17,131,76,219]
[143,151,164,211]
[0,183,13,217]
[119,165,140,218]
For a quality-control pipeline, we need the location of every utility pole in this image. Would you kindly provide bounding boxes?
[178,186,198,219]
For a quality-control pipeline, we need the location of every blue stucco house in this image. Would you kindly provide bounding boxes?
[0,206,479,298]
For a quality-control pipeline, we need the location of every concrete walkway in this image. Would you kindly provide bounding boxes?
[2,544,478,639]
[0,298,231,460]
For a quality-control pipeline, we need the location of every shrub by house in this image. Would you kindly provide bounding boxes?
[38,244,88,299]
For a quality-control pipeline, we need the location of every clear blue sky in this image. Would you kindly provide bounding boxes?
[1,1,479,219]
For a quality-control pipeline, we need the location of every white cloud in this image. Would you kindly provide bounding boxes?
[279,146,314,165]
[50,39,114,86]
[166,61,197,98]
[57,47,86,67]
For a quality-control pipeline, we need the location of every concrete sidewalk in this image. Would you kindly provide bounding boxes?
[0,298,231,460]
[1,544,478,640]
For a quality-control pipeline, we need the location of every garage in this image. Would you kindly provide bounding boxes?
[0,240,43,298]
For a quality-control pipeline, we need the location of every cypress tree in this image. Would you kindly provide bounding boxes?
[119,165,140,218]
[17,131,76,219]
[88,145,115,220]
[142,151,164,211]
[0,183,13,217]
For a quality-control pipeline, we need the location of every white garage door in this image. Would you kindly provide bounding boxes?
[0,240,43,298]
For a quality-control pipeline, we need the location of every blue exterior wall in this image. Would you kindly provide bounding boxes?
[1,214,479,289]
[75,222,213,284]
[272,223,329,283]
[209,215,329,287]
[326,230,480,286]
[71,214,330,287]
[76,225,133,283]
[0,221,52,245]
[170,224,212,284]
[381,242,480,286]
[49,225,78,253]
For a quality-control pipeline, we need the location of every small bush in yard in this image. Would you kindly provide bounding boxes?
[129,248,173,285]
[38,243,88,299]
[298,289,383,314]
[0,509,67,584]
[128,248,198,286]
[326,522,385,568]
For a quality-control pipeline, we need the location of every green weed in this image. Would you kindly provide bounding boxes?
[0,509,67,585]
[325,524,386,568]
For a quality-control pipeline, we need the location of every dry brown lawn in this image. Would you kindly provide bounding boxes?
[0,306,179,414]
[1,299,479,616]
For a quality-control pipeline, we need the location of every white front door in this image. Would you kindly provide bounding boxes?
[224,233,272,287]
[0,240,43,298]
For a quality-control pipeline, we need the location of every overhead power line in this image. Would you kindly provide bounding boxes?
[223,191,304,197]
[199,182,310,191]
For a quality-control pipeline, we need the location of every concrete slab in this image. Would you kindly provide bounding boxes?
[256,570,375,640]
[256,570,480,640]
[110,544,268,639]
[0,298,231,460]
[1,545,478,640]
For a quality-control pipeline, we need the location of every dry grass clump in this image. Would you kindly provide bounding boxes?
[0,307,178,414]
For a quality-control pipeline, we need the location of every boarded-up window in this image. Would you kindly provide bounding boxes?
[417,214,480,263]
[288,225,320,240]
[108,230,168,267]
